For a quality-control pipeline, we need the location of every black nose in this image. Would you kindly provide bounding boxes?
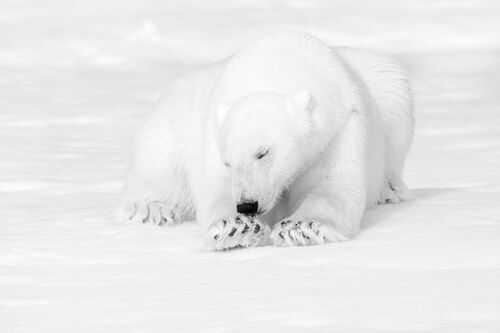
[236,201,259,215]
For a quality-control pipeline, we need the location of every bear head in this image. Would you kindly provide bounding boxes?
[218,90,315,215]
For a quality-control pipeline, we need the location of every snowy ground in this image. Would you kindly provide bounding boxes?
[1,0,500,332]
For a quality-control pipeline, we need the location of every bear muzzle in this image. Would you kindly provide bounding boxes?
[236,201,259,215]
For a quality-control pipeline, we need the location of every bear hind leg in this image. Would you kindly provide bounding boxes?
[378,101,415,205]
[378,133,415,205]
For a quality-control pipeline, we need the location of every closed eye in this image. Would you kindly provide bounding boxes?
[256,148,269,160]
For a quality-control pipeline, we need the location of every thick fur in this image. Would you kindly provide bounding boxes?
[116,31,415,250]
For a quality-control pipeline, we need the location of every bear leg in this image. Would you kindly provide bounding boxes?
[271,111,368,247]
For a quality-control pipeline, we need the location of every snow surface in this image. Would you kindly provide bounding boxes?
[1,0,500,332]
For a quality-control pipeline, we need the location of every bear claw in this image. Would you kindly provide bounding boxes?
[228,227,238,237]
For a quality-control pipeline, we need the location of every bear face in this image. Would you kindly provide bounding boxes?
[218,90,314,215]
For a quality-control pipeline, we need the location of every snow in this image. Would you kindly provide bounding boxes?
[1,0,500,332]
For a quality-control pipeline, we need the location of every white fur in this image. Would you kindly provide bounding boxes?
[116,31,415,250]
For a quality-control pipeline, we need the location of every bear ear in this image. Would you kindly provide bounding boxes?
[217,102,231,127]
[292,89,314,113]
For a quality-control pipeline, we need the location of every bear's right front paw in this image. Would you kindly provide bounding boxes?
[205,215,270,251]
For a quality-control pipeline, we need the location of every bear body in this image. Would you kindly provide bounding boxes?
[117,32,414,250]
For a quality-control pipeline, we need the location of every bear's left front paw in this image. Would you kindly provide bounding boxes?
[205,215,270,251]
[271,218,348,247]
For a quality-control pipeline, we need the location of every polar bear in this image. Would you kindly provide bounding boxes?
[116,31,415,251]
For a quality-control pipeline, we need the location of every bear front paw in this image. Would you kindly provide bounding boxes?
[115,200,180,226]
[271,218,348,247]
[205,214,270,251]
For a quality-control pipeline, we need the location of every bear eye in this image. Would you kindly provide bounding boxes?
[224,161,231,167]
[256,148,269,160]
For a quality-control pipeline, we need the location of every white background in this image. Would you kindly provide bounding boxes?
[1,0,499,332]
